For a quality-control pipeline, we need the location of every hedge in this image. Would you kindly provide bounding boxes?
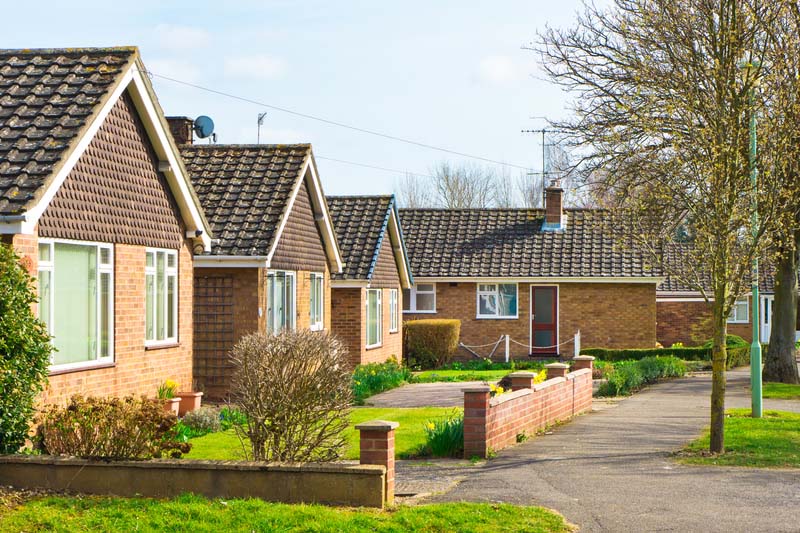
[582,335,750,370]
[404,319,461,369]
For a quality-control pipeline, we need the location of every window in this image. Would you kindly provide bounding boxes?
[402,283,436,313]
[146,249,178,345]
[389,289,399,333]
[38,240,113,370]
[309,272,324,331]
[366,289,382,348]
[267,271,296,333]
[728,298,749,324]
[477,283,518,318]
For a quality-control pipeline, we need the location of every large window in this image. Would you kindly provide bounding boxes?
[402,283,436,313]
[728,298,749,324]
[146,249,178,345]
[389,289,399,333]
[477,283,518,319]
[267,270,296,333]
[38,240,113,370]
[366,289,382,348]
[310,272,324,331]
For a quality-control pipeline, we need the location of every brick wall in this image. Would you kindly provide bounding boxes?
[463,365,593,458]
[656,297,756,346]
[331,286,402,367]
[405,281,656,360]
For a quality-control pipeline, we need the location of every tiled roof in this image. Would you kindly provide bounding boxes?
[327,195,394,280]
[180,144,311,256]
[0,47,136,215]
[399,208,660,279]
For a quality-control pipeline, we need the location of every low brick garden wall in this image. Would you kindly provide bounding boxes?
[464,357,594,458]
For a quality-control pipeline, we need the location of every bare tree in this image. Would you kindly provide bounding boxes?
[517,172,543,208]
[538,0,781,453]
[493,167,519,208]
[432,161,496,208]
[395,173,433,208]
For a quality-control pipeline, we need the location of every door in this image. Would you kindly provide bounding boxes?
[530,286,558,354]
[761,295,774,344]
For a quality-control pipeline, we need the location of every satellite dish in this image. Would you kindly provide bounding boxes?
[193,116,215,139]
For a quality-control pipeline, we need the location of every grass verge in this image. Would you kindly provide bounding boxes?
[0,494,573,533]
[762,382,800,400]
[410,369,510,383]
[680,409,800,468]
[185,407,462,461]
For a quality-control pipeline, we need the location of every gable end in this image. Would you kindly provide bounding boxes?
[270,178,327,271]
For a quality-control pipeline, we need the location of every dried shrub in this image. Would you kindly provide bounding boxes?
[37,395,191,460]
[404,319,461,369]
[181,406,222,436]
[229,330,352,462]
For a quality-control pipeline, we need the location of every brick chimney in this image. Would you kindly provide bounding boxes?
[166,116,194,145]
[543,179,564,230]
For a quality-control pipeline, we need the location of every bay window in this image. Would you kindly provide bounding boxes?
[403,283,436,313]
[310,272,324,331]
[389,288,399,333]
[267,270,296,333]
[366,289,382,348]
[145,249,178,345]
[477,283,518,318]
[38,240,113,369]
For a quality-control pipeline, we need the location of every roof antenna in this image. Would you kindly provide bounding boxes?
[257,112,268,144]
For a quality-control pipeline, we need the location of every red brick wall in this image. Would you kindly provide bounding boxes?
[331,286,402,367]
[656,297,755,346]
[463,367,593,458]
[405,281,656,360]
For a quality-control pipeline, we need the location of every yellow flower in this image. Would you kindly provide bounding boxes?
[426,422,435,431]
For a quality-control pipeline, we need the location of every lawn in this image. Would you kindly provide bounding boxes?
[410,369,511,383]
[185,407,462,461]
[762,382,800,400]
[681,409,800,467]
[0,494,572,533]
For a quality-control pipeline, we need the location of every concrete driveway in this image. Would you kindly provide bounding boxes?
[430,370,800,532]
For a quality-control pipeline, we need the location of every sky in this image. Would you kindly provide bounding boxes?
[3,1,599,197]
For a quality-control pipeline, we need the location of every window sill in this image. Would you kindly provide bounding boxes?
[49,361,116,377]
[475,316,519,320]
[389,329,399,334]
[403,310,437,314]
[145,342,181,351]
[726,320,749,325]
[365,344,383,351]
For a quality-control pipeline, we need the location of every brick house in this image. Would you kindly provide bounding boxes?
[399,184,662,359]
[0,48,212,404]
[177,140,343,399]
[326,195,413,366]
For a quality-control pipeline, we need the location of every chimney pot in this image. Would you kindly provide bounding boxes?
[166,116,194,145]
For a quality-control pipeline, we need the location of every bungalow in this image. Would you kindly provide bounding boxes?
[0,47,212,404]
[176,139,343,399]
[326,195,414,366]
[399,183,661,359]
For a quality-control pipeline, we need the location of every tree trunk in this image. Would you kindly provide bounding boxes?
[764,231,800,384]
[709,294,728,454]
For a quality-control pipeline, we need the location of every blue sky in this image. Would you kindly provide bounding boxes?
[4,1,596,196]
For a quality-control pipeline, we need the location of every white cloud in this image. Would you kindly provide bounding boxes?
[224,54,286,81]
[145,58,200,83]
[477,55,522,85]
[154,24,211,51]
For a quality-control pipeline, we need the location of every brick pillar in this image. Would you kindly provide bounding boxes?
[463,385,491,459]
[545,362,569,380]
[356,420,399,505]
[507,371,536,391]
[572,355,595,372]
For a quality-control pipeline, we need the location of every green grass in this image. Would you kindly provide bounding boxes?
[681,409,800,467]
[762,382,800,400]
[0,494,572,532]
[184,407,462,461]
[410,369,511,383]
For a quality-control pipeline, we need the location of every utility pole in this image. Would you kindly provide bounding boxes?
[257,112,267,144]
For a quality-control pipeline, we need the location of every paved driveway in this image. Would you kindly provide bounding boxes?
[430,370,800,532]
[365,381,487,408]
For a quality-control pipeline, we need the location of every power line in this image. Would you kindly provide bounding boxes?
[315,155,436,179]
[144,70,532,171]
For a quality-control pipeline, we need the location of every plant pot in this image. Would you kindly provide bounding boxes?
[177,391,203,416]
[162,397,181,416]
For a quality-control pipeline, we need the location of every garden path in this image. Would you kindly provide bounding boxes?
[364,381,487,408]
[429,369,800,532]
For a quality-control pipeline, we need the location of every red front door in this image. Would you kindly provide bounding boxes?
[530,286,558,354]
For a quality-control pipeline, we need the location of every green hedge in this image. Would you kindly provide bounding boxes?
[352,359,411,405]
[582,335,750,370]
[404,319,461,369]
[597,356,687,396]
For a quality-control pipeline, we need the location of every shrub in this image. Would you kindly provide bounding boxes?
[219,406,247,430]
[0,244,53,454]
[592,360,615,379]
[181,406,222,436]
[581,346,708,362]
[37,395,190,459]
[421,412,464,457]
[229,330,352,462]
[352,357,411,404]
[404,319,461,369]
[597,356,686,396]
[701,334,748,348]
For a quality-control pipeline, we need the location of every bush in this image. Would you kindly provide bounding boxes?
[404,319,461,369]
[421,412,464,457]
[701,334,748,348]
[37,395,190,459]
[219,406,247,430]
[597,356,686,396]
[583,334,748,369]
[229,330,352,462]
[181,406,222,436]
[352,358,411,404]
[446,358,549,372]
[0,244,53,454]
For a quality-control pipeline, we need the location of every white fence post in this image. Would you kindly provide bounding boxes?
[574,330,581,358]
[505,334,510,363]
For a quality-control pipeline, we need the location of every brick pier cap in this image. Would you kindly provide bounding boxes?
[355,420,400,431]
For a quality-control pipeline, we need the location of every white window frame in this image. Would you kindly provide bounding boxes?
[728,298,749,324]
[476,282,519,319]
[309,272,324,331]
[366,288,383,349]
[403,283,436,313]
[389,288,399,333]
[267,270,297,333]
[38,238,114,372]
[145,248,179,347]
